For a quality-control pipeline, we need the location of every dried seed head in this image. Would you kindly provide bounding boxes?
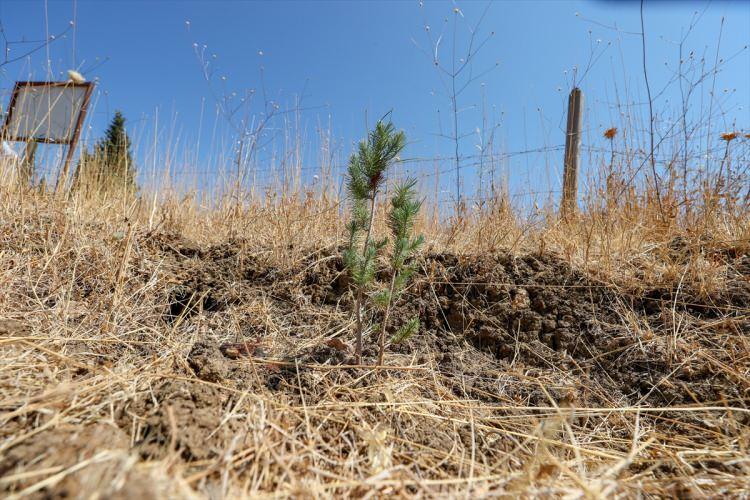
[67,69,85,84]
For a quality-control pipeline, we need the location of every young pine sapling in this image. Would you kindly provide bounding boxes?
[344,121,415,364]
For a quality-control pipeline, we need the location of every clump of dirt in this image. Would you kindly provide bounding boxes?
[419,252,614,357]
[292,250,610,354]
[299,251,350,305]
[188,340,230,382]
[117,379,241,461]
[0,423,162,498]
[149,234,283,321]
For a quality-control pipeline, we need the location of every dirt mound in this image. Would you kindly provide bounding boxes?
[117,378,241,461]
[91,233,749,467]
[291,248,749,408]
[143,233,750,410]
[0,423,167,498]
[145,233,282,321]
[420,252,746,407]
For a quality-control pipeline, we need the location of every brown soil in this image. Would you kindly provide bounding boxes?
[117,378,242,461]
[146,232,749,399]
[0,424,167,499]
[117,235,749,456]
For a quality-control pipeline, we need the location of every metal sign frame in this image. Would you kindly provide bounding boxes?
[1,81,95,189]
[2,81,94,144]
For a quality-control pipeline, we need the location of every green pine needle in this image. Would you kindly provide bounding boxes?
[391,318,420,344]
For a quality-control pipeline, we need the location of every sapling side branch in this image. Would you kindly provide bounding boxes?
[378,179,423,365]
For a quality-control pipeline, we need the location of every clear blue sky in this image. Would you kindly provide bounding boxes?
[1,0,748,203]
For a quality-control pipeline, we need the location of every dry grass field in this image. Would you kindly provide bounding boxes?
[1,166,749,497]
[1,0,748,495]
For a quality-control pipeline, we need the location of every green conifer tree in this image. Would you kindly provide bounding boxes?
[73,110,137,194]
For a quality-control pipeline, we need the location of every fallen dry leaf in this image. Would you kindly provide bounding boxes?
[325,338,350,352]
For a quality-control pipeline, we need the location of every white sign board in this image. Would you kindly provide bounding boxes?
[2,82,93,144]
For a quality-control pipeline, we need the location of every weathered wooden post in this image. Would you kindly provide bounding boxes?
[20,140,38,186]
[561,87,583,219]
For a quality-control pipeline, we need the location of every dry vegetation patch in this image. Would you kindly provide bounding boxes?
[1,194,749,497]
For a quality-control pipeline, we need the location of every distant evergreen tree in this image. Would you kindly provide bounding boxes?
[73,110,137,194]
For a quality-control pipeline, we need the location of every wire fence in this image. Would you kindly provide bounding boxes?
[8,136,749,213]
[4,97,749,218]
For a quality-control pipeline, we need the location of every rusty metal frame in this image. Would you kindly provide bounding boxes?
[2,81,94,144]
[1,81,95,190]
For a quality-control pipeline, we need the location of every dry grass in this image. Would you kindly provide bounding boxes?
[0,170,748,498]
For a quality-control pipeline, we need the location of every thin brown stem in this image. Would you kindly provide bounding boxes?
[377,271,397,366]
[354,192,378,364]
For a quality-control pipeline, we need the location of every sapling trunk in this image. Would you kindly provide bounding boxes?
[354,193,378,363]
[377,272,397,366]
